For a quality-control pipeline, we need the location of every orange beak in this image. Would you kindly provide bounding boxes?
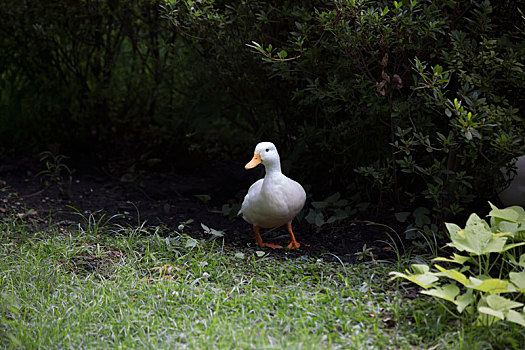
[245,153,262,169]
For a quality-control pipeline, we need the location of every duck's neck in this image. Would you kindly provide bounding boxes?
[264,162,282,176]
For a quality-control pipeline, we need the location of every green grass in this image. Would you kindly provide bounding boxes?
[1,213,524,349]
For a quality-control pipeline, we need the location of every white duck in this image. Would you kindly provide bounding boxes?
[239,142,306,249]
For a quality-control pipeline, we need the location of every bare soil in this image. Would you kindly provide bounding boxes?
[0,155,399,262]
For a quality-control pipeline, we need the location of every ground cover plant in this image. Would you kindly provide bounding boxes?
[1,209,525,349]
[391,203,525,329]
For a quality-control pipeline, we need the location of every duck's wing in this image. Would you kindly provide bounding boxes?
[238,179,263,216]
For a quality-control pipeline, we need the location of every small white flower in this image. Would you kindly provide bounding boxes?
[177,224,185,231]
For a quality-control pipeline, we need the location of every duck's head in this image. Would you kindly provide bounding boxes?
[245,142,280,170]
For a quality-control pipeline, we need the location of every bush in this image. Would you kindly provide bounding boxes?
[1,1,523,225]
[0,0,190,158]
[165,0,525,224]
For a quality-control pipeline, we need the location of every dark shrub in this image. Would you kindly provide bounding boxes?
[165,0,525,223]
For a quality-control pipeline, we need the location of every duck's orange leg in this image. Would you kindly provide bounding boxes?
[285,223,301,249]
[253,226,282,249]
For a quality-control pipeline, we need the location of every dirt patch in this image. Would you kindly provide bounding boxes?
[0,155,399,262]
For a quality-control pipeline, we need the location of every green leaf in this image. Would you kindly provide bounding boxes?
[468,277,512,293]
[447,214,508,255]
[486,294,523,311]
[456,289,475,313]
[323,192,341,203]
[488,202,525,223]
[389,264,438,289]
[185,237,199,248]
[395,211,411,223]
[445,222,461,237]
[510,271,525,291]
[315,212,325,227]
[421,284,460,303]
[497,221,519,235]
[520,253,525,267]
[305,209,317,224]
[506,309,525,327]
[502,242,525,252]
[433,253,472,265]
[478,306,504,320]
[278,50,287,58]
[311,201,328,210]
[209,228,225,237]
[434,265,470,286]
[413,207,431,226]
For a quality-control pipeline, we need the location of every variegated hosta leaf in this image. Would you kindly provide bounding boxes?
[388,264,438,289]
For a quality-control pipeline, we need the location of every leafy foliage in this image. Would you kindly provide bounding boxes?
[163,0,525,221]
[0,0,190,157]
[1,1,524,222]
[390,203,525,327]
[304,192,367,230]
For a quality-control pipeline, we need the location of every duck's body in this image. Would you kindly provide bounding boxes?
[239,142,306,249]
[241,172,306,229]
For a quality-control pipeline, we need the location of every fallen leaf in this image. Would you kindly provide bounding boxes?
[17,209,38,218]
[255,251,265,257]
[382,317,396,328]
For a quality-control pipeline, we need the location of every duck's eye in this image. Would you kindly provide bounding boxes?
[265,148,270,152]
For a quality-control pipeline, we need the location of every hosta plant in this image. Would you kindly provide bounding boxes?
[390,203,525,327]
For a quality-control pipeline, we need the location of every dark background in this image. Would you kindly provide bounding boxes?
[1,0,524,235]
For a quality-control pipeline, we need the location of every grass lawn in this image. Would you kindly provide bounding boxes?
[1,212,524,349]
